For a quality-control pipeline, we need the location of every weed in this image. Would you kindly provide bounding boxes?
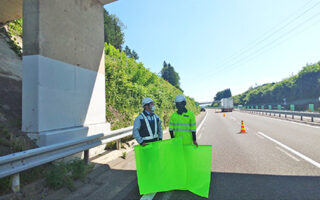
[121,152,127,159]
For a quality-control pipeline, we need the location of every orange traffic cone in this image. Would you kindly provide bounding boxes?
[240,121,246,133]
[223,113,226,117]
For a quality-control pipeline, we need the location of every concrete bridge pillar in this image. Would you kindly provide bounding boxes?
[22,0,114,157]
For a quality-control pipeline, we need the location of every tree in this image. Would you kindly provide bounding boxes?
[160,61,182,91]
[104,10,125,50]
[124,46,132,57]
[131,50,139,60]
[124,45,139,60]
[214,88,232,101]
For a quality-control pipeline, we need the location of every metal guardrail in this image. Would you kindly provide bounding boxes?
[242,109,320,122]
[0,126,133,191]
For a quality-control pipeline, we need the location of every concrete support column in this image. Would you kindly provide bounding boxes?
[22,0,110,157]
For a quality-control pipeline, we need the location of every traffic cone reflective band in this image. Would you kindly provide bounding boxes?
[240,121,246,133]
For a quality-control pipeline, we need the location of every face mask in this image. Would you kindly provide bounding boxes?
[151,105,156,112]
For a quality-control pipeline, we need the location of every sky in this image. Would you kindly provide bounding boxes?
[104,0,320,102]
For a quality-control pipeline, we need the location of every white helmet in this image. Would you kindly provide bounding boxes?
[175,94,186,103]
[142,97,154,107]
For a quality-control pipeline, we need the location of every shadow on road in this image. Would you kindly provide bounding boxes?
[155,172,320,200]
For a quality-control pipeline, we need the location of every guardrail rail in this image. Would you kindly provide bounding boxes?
[0,126,134,192]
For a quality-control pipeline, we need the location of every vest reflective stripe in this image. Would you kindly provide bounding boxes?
[169,123,196,127]
[141,113,158,140]
[170,128,196,132]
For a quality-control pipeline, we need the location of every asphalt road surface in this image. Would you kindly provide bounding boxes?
[154,109,320,200]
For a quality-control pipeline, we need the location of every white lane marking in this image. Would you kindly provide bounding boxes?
[239,111,320,129]
[257,131,320,168]
[255,133,264,139]
[140,193,156,200]
[197,111,208,139]
[276,146,300,162]
[140,111,209,200]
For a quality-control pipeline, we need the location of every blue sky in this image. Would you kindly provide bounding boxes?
[105,0,320,102]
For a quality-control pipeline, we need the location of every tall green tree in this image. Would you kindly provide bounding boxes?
[124,45,139,60]
[214,88,232,101]
[160,61,182,91]
[131,50,139,60]
[104,10,125,50]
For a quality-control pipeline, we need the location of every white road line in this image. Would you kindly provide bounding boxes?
[276,146,300,162]
[255,133,264,139]
[140,111,209,200]
[241,111,320,129]
[257,131,320,168]
[140,193,156,200]
[197,111,208,136]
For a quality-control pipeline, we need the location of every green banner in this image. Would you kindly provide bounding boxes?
[255,105,258,109]
[309,104,314,112]
[268,105,272,110]
[261,106,264,109]
[290,104,295,111]
[277,105,281,110]
[134,138,212,198]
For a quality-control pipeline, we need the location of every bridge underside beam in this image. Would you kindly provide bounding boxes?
[0,0,116,26]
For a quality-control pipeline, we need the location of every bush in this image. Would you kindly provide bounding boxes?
[105,43,200,130]
[45,160,93,190]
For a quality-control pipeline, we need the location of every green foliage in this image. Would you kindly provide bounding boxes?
[160,61,182,91]
[0,165,48,195]
[45,160,93,190]
[5,18,23,57]
[7,19,23,37]
[214,88,232,101]
[104,10,125,50]
[234,62,320,107]
[0,177,10,195]
[121,152,127,159]
[105,43,199,130]
[124,45,139,60]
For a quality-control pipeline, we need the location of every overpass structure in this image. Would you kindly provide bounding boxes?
[0,0,117,157]
[198,101,213,106]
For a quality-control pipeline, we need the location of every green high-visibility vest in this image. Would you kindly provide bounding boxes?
[169,110,196,145]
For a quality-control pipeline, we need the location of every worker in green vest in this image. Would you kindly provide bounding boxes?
[169,94,198,146]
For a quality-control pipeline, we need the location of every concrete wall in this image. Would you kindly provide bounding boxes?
[0,0,22,26]
[21,0,114,157]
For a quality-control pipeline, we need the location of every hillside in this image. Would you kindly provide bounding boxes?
[233,62,320,111]
[104,43,199,129]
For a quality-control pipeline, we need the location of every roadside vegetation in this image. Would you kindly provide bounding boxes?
[233,62,320,111]
[105,43,199,130]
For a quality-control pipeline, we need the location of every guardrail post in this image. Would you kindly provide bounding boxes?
[116,139,121,150]
[311,117,314,122]
[84,150,89,165]
[285,114,287,118]
[279,113,281,117]
[300,116,303,121]
[11,173,20,193]
[292,115,294,119]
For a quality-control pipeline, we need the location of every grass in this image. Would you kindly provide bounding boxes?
[45,159,94,191]
[0,159,94,195]
[121,152,127,159]
[0,165,48,195]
